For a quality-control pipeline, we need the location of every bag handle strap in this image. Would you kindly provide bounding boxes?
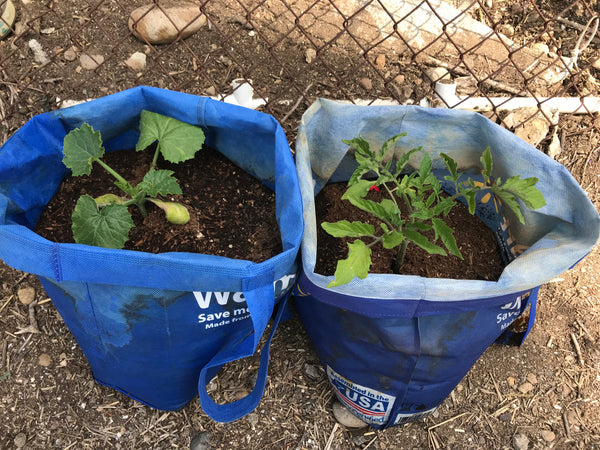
[198,286,289,422]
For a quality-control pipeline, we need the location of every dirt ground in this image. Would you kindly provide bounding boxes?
[1,0,600,449]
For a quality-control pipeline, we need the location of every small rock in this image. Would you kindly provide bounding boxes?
[393,74,405,85]
[359,77,372,91]
[17,287,35,305]
[40,27,55,34]
[497,24,515,38]
[498,412,512,423]
[541,430,556,442]
[526,373,538,384]
[38,353,52,367]
[80,53,104,70]
[518,382,534,394]
[14,433,27,448]
[128,2,207,45]
[513,433,529,450]
[190,431,211,450]
[305,47,316,64]
[125,51,147,71]
[375,54,386,70]
[247,412,259,428]
[204,86,216,97]
[507,376,516,387]
[503,107,554,147]
[63,47,77,61]
[531,43,550,55]
[304,364,321,380]
[332,401,368,428]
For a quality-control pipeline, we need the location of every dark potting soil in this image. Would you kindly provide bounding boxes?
[314,182,505,281]
[35,146,282,262]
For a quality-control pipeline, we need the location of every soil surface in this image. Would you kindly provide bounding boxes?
[35,146,281,261]
[315,182,505,281]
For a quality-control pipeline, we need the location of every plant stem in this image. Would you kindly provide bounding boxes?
[392,239,409,274]
[150,144,161,171]
[136,200,148,218]
[94,158,134,194]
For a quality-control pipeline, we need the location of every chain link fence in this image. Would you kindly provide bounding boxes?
[1,0,600,151]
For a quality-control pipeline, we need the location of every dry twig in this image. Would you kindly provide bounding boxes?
[570,332,584,367]
[575,319,595,342]
[15,300,40,335]
[323,423,338,450]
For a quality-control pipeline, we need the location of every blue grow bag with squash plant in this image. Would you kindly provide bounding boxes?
[0,86,303,423]
[293,99,600,428]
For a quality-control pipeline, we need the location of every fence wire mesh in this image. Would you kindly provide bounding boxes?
[1,0,600,154]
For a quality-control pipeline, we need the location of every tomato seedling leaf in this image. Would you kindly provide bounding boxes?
[327,239,372,287]
[321,220,375,238]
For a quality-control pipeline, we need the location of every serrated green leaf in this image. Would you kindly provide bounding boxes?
[418,153,433,179]
[410,208,433,221]
[405,222,432,232]
[463,190,477,215]
[493,189,525,224]
[498,175,546,210]
[432,197,456,216]
[379,198,403,226]
[346,197,395,222]
[342,179,373,201]
[380,132,407,157]
[72,195,134,249]
[425,192,437,208]
[432,218,462,258]
[480,147,493,178]
[137,110,205,164]
[343,137,373,157]
[327,239,372,287]
[395,147,421,174]
[382,230,404,249]
[404,229,446,256]
[355,152,379,172]
[62,123,105,176]
[348,167,370,186]
[138,169,182,197]
[440,153,458,180]
[321,220,375,238]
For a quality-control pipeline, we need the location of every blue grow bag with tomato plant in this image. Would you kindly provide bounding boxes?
[293,99,600,428]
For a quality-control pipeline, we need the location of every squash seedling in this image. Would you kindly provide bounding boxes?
[62,110,205,249]
[321,133,546,287]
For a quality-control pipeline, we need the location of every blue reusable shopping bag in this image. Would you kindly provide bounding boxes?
[293,99,600,428]
[0,86,303,422]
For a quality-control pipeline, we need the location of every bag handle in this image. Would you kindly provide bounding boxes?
[198,270,288,422]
